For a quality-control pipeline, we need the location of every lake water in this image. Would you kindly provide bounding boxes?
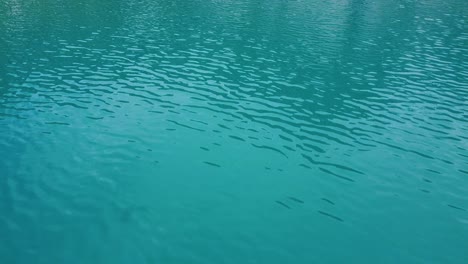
[0,0,467,263]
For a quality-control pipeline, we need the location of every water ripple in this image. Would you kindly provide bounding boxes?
[1,0,467,263]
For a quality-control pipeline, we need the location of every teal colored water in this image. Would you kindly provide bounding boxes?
[1,0,467,263]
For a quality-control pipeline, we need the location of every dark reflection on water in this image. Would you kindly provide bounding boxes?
[0,0,467,263]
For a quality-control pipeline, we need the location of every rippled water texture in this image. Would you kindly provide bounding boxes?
[1,0,467,263]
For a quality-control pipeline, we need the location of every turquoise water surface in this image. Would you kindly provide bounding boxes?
[1,0,467,263]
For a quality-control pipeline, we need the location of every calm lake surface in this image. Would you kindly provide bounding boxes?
[1,0,467,263]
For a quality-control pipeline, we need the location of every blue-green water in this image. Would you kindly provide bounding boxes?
[1,0,467,263]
